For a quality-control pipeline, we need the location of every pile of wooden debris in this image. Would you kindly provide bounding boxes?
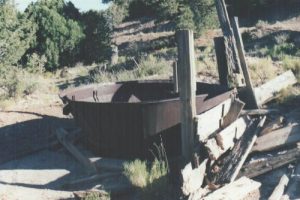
[182,70,299,200]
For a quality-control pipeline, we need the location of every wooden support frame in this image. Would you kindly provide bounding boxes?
[176,30,197,161]
[214,37,230,88]
[231,17,259,109]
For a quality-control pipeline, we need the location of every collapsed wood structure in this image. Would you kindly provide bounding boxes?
[1,0,299,199]
[56,0,299,199]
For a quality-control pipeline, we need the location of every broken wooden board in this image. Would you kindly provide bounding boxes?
[182,159,208,196]
[209,117,265,184]
[197,98,232,141]
[202,177,261,200]
[238,145,300,178]
[221,99,245,128]
[283,162,300,199]
[56,128,97,174]
[254,70,297,106]
[205,117,250,160]
[268,174,289,200]
[252,124,300,152]
[240,109,279,116]
[90,157,124,172]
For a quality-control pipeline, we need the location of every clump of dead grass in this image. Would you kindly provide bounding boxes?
[248,57,277,86]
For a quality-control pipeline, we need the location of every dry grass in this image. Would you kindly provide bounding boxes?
[248,57,277,86]
[283,56,300,81]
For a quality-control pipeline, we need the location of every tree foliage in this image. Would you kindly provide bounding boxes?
[80,11,112,65]
[0,3,36,66]
[103,0,218,34]
[25,0,84,69]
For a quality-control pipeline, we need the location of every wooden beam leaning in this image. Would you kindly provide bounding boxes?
[215,0,245,87]
[176,30,197,161]
[231,17,259,109]
[56,128,97,174]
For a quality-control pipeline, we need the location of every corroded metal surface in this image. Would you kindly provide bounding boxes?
[60,80,233,159]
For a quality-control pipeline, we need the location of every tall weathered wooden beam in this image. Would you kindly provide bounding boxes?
[215,0,245,87]
[214,37,230,88]
[176,30,197,161]
[231,17,259,109]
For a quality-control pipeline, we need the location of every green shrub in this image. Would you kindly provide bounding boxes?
[0,65,38,99]
[90,55,171,83]
[283,56,300,81]
[25,53,47,74]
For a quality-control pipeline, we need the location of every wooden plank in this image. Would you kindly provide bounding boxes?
[240,109,279,116]
[283,162,300,199]
[231,17,259,109]
[254,70,297,105]
[252,124,300,152]
[176,30,197,160]
[90,157,124,172]
[238,145,300,178]
[203,177,261,200]
[214,37,229,88]
[205,117,250,160]
[215,0,245,87]
[173,61,179,93]
[209,117,265,184]
[56,128,97,174]
[182,159,208,196]
[268,174,289,200]
[221,98,245,128]
[196,98,232,141]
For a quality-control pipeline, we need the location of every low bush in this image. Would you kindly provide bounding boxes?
[248,57,277,86]
[0,65,38,100]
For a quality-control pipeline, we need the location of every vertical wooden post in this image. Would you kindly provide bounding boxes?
[214,37,229,88]
[173,61,179,93]
[231,17,259,109]
[176,30,196,161]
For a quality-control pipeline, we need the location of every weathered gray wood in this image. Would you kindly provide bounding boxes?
[182,159,208,196]
[240,109,279,116]
[215,0,245,87]
[254,70,297,105]
[231,17,259,109]
[238,146,300,178]
[176,30,197,160]
[197,98,232,141]
[210,117,265,184]
[284,162,300,199]
[214,37,229,88]
[230,116,266,182]
[268,174,289,200]
[205,117,250,160]
[56,128,97,174]
[173,61,179,93]
[252,124,300,152]
[221,98,245,128]
[203,177,261,200]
